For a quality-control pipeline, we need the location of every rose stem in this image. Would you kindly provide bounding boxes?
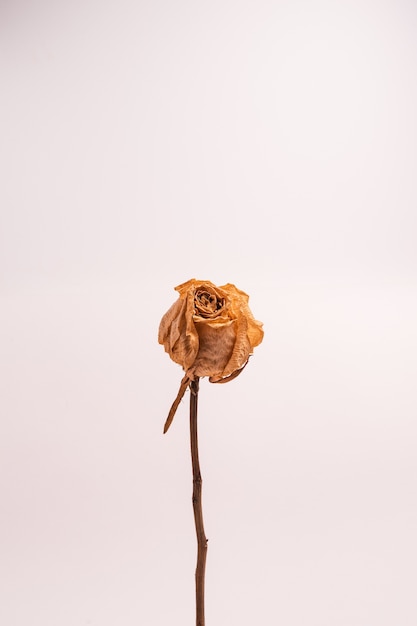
[189,377,208,626]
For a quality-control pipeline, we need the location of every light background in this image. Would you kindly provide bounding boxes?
[1,0,416,624]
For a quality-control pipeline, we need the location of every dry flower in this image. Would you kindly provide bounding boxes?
[159,279,264,432]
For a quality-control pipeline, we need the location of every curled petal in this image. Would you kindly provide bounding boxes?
[159,297,199,372]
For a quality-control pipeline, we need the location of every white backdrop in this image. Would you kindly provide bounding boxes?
[1,1,416,624]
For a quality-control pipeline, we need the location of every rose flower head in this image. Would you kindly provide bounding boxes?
[158,279,264,372]
[159,279,264,432]
[159,279,264,382]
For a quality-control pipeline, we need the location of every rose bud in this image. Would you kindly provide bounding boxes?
[159,279,264,432]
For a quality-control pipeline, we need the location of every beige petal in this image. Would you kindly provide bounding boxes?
[158,296,199,371]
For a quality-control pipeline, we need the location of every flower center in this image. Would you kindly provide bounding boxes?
[194,290,224,318]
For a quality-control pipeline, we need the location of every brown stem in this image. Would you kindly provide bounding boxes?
[189,378,208,626]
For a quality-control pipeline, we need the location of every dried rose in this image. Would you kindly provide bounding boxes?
[159,279,264,432]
